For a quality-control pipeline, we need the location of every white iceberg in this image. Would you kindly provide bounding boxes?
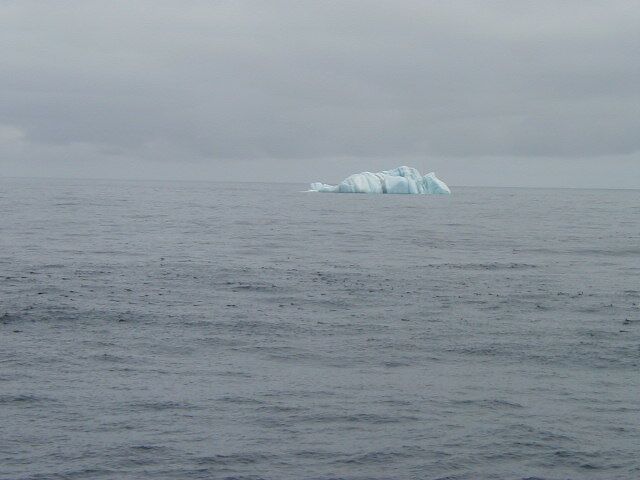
[309,166,451,194]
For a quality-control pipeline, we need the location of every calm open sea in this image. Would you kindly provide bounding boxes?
[1,178,639,480]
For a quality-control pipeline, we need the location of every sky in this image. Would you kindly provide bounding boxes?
[1,1,639,188]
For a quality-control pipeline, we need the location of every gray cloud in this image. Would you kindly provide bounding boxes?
[1,0,639,186]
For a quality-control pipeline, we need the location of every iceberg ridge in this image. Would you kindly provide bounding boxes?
[309,166,450,194]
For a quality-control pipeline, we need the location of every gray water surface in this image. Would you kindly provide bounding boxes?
[1,178,639,479]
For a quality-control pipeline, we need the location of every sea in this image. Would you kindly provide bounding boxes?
[1,177,639,480]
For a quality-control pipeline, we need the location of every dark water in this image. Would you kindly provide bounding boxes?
[1,178,639,480]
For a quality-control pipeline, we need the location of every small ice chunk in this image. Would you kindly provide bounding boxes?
[309,182,338,193]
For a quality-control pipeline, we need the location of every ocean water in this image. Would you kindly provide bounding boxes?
[1,178,639,480]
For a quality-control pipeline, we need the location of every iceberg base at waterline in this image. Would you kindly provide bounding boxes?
[309,166,451,194]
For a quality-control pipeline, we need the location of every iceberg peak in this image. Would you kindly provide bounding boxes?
[309,166,450,194]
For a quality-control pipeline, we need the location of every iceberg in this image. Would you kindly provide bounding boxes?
[309,166,451,194]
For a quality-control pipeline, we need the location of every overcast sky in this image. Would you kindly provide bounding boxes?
[1,1,639,187]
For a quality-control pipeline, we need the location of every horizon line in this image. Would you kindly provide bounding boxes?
[1,174,638,191]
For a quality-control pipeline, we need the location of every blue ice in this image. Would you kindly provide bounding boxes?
[310,166,451,194]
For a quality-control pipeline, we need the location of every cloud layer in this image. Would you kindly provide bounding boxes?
[2,1,639,186]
